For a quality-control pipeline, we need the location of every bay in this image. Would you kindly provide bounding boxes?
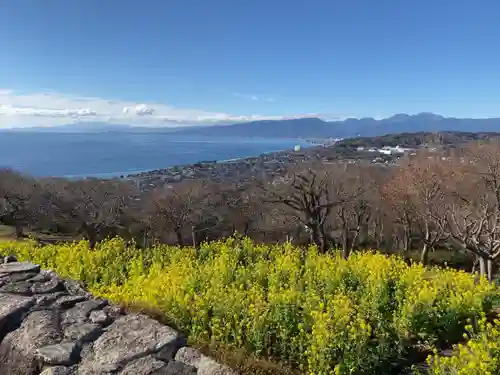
[0,132,307,178]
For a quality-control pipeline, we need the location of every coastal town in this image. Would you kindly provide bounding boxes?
[127,139,419,191]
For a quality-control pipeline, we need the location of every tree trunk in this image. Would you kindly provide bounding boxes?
[350,227,360,253]
[191,226,198,250]
[82,224,99,249]
[487,258,494,282]
[404,227,411,252]
[85,227,98,249]
[175,229,184,246]
[420,243,430,265]
[342,225,349,259]
[479,256,487,279]
[15,225,24,240]
[471,256,479,273]
[243,222,250,237]
[421,226,431,265]
[309,223,325,253]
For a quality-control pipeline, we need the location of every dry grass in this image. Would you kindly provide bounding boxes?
[195,342,299,375]
[0,225,76,244]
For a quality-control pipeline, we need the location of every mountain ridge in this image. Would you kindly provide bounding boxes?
[174,113,500,138]
[3,113,500,138]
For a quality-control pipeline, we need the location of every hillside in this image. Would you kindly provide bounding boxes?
[334,130,500,149]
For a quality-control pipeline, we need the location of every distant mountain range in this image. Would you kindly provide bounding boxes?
[5,113,500,138]
[176,113,500,139]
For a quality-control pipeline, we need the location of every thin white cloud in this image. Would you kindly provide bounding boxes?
[0,88,317,129]
[0,105,97,118]
[233,92,275,102]
[123,104,155,116]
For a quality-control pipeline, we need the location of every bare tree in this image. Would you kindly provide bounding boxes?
[146,180,208,246]
[0,169,42,238]
[388,153,451,264]
[214,182,265,237]
[331,163,375,258]
[383,169,417,253]
[44,178,133,248]
[446,140,500,280]
[257,164,347,253]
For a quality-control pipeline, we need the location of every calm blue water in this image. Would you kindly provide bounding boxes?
[0,132,307,178]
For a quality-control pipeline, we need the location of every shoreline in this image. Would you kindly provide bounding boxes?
[125,145,317,190]
[60,141,313,182]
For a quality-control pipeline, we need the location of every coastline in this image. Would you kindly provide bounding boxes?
[125,141,343,191]
[60,141,313,182]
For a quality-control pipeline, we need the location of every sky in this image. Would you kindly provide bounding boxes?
[0,0,499,128]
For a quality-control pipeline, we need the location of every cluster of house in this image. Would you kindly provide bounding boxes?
[356,145,416,155]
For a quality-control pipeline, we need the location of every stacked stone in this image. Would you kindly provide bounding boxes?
[0,257,236,375]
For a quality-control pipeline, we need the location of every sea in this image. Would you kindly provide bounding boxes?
[0,132,309,178]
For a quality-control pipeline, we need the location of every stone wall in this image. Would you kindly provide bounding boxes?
[0,260,237,375]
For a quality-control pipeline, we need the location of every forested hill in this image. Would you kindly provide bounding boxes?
[335,130,500,149]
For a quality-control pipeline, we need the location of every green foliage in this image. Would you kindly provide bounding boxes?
[1,237,497,374]
[425,314,500,375]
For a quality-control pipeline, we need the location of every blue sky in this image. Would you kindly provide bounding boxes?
[0,0,499,127]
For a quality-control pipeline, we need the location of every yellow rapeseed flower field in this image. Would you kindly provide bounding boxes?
[1,237,498,374]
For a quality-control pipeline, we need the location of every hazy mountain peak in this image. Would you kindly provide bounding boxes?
[387,113,411,121]
[415,112,445,120]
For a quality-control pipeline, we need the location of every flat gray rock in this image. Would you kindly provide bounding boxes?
[55,295,88,309]
[77,299,109,317]
[0,293,34,333]
[0,262,40,274]
[89,310,110,325]
[64,323,103,343]
[32,276,64,294]
[159,360,198,375]
[0,280,34,295]
[0,271,39,282]
[78,314,182,373]
[36,292,69,308]
[175,347,236,375]
[37,342,79,366]
[62,299,106,328]
[40,365,75,375]
[153,336,187,363]
[102,304,123,320]
[118,355,167,375]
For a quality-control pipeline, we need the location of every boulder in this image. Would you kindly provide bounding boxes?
[64,323,103,343]
[0,280,34,295]
[36,342,80,366]
[78,314,184,373]
[40,366,75,375]
[0,309,63,374]
[32,276,65,294]
[4,254,18,263]
[62,300,108,328]
[160,360,197,375]
[0,293,34,338]
[89,310,110,325]
[118,356,167,375]
[0,262,40,274]
[175,347,237,375]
